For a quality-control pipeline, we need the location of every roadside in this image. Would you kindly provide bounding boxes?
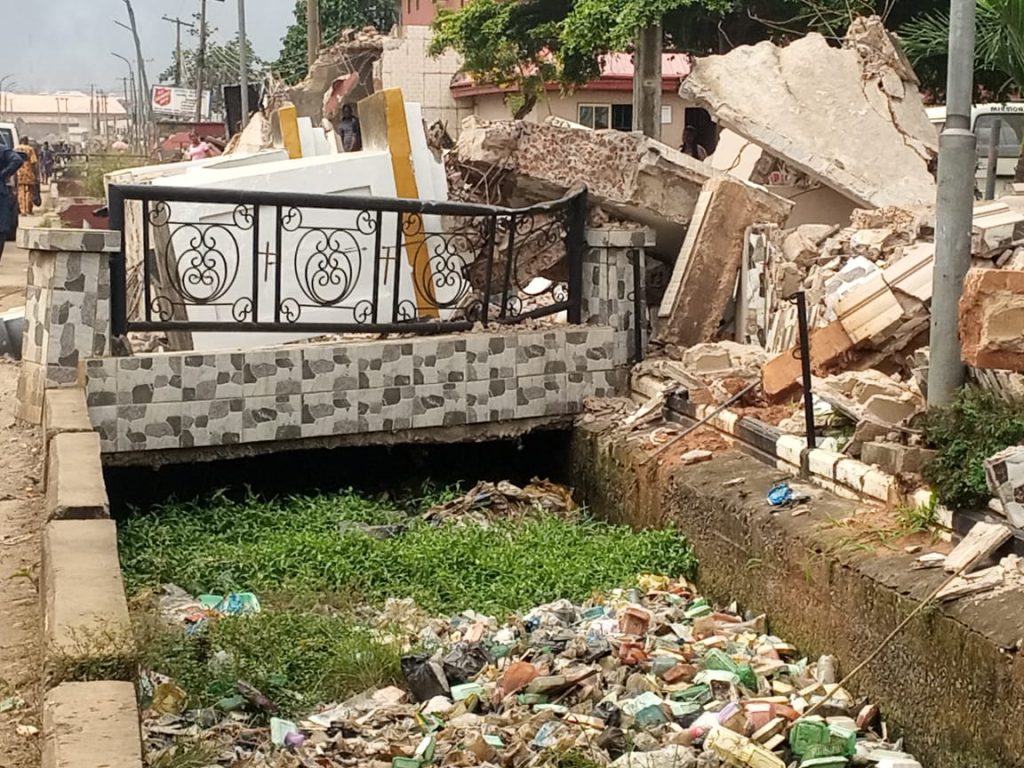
[0,357,43,768]
[0,242,29,314]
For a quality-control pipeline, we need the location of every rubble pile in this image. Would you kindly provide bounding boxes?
[142,578,923,768]
[680,16,938,209]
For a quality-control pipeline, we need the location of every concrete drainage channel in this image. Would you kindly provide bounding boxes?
[38,384,1023,768]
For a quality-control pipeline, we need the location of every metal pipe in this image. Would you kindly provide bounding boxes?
[795,291,816,450]
[928,0,977,408]
[984,117,1001,200]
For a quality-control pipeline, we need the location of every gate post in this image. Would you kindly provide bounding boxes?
[15,229,119,424]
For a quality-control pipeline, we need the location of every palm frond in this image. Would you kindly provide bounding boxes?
[900,0,1024,92]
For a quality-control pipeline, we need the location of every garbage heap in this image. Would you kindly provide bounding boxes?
[143,578,923,768]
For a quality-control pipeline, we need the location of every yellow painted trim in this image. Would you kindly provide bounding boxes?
[375,89,438,317]
[277,105,303,160]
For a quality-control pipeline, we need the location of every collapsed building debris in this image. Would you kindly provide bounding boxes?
[656,177,792,349]
[959,269,1024,371]
[986,446,1024,528]
[453,116,779,259]
[285,27,387,125]
[680,16,937,210]
[141,579,924,768]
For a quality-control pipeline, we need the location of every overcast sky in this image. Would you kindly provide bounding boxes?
[0,0,297,94]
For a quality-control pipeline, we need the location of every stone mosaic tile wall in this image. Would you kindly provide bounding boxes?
[16,230,116,424]
[583,230,649,363]
[84,327,625,453]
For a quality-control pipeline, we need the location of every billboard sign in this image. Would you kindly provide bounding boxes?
[151,85,212,119]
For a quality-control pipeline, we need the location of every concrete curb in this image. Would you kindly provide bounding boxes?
[43,682,142,768]
[45,432,109,520]
[40,391,143,768]
[664,395,952,529]
[42,520,134,683]
[43,388,94,449]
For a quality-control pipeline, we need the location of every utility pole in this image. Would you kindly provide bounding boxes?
[307,0,321,69]
[195,0,209,123]
[118,1,152,148]
[928,0,977,407]
[238,0,250,126]
[632,22,662,141]
[162,15,196,86]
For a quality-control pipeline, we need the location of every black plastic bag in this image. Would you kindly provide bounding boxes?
[401,654,450,703]
[441,642,491,685]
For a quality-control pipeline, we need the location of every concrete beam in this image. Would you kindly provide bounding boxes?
[43,520,133,682]
[43,682,142,768]
[45,432,109,520]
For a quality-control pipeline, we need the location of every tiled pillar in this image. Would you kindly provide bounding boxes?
[16,229,118,424]
[582,227,653,364]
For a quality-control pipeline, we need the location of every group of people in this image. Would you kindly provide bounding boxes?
[0,136,70,260]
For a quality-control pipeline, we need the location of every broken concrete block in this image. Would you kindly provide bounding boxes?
[960,269,1024,371]
[972,202,1024,257]
[762,320,855,399]
[985,445,1024,528]
[862,394,919,426]
[936,565,1004,601]
[657,176,791,347]
[679,342,768,377]
[944,521,1013,574]
[680,17,936,209]
[455,116,719,255]
[860,442,936,475]
[680,450,714,465]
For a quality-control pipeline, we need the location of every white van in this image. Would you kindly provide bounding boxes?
[0,123,18,150]
[927,103,1024,187]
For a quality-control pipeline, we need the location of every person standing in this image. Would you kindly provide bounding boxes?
[39,141,54,185]
[0,146,25,262]
[14,137,38,216]
[338,104,362,153]
[186,132,214,161]
[680,126,708,161]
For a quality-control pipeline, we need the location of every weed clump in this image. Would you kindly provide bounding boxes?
[923,387,1024,511]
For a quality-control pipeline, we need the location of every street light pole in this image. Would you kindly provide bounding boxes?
[112,53,138,150]
[928,0,978,407]
[237,0,250,127]
[0,75,15,120]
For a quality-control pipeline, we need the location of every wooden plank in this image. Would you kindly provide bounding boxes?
[944,521,1013,574]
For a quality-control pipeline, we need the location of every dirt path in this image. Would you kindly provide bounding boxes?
[0,358,43,768]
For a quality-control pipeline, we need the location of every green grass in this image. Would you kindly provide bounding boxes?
[924,387,1024,511]
[122,486,697,716]
[119,489,697,616]
[137,610,402,717]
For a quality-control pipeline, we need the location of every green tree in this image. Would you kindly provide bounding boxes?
[275,0,398,84]
[429,0,947,119]
[901,0,1024,178]
[158,16,263,115]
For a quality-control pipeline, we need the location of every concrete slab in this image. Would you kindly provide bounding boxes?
[43,682,142,768]
[45,432,109,520]
[43,388,94,448]
[680,17,937,209]
[43,520,133,680]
